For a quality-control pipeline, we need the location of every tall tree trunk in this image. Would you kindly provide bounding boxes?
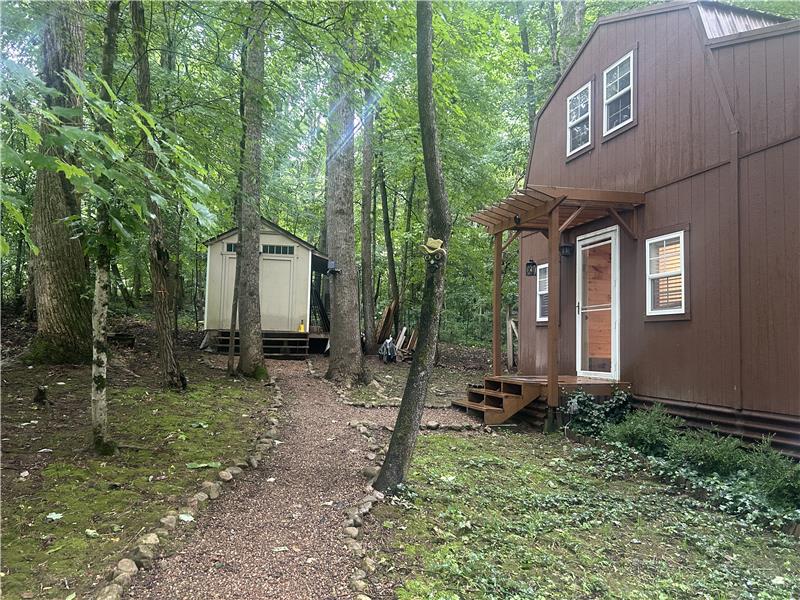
[131,0,186,389]
[91,0,122,455]
[516,1,537,152]
[227,41,248,376]
[378,151,400,335]
[237,0,267,378]
[543,0,561,84]
[360,57,378,355]
[132,263,142,300]
[25,259,36,321]
[375,0,452,492]
[324,27,370,385]
[111,262,133,308]
[399,168,416,323]
[13,230,24,300]
[559,0,586,65]
[29,0,91,363]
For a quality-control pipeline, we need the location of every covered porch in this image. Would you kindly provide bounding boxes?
[456,184,644,429]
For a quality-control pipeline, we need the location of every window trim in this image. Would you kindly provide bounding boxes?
[603,50,635,137]
[536,263,549,322]
[566,81,592,157]
[645,230,685,316]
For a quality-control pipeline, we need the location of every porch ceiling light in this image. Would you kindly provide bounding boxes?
[525,259,537,276]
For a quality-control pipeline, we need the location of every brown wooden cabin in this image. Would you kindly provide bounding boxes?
[454,0,800,456]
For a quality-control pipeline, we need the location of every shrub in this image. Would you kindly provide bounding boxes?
[564,387,631,436]
[602,405,681,456]
[668,429,745,476]
[743,438,800,510]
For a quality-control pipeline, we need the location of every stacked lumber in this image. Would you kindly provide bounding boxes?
[373,301,417,361]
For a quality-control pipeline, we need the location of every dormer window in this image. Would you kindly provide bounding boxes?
[566,82,591,156]
[603,51,634,135]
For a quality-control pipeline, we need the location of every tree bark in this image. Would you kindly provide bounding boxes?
[237,0,267,378]
[30,0,91,363]
[91,0,122,455]
[378,151,400,335]
[131,0,186,389]
[399,168,416,324]
[559,0,586,65]
[515,1,537,152]
[324,27,370,385]
[375,0,452,492]
[360,55,378,355]
[544,0,561,84]
[111,263,133,308]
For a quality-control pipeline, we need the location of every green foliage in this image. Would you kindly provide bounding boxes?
[668,428,744,476]
[376,433,800,599]
[602,405,681,456]
[564,387,631,436]
[743,439,800,510]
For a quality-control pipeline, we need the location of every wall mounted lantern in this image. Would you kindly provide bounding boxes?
[559,243,575,258]
[525,259,537,277]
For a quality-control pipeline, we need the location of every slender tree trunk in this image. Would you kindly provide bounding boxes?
[131,0,186,389]
[375,0,452,492]
[360,57,378,355]
[90,0,122,455]
[237,0,267,378]
[516,1,537,152]
[111,263,133,308]
[173,207,183,337]
[30,0,91,363]
[544,0,561,84]
[13,231,24,300]
[399,168,416,314]
[559,0,586,65]
[132,264,142,300]
[378,152,400,335]
[25,259,36,321]
[227,53,248,377]
[324,27,370,385]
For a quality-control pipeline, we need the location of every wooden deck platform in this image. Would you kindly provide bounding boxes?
[451,374,627,426]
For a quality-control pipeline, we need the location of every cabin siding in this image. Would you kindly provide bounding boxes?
[517,6,798,421]
[713,30,800,155]
[739,138,800,416]
[528,8,730,194]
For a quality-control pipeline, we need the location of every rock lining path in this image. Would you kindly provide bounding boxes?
[131,359,477,600]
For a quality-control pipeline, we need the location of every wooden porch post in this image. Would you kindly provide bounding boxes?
[544,205,561,432]
[492,232,502,376]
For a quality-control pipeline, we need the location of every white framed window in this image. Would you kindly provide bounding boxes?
[646,231,685,315]
[603,51,634,136]
[536,263,549,322]
[566,82,592,156]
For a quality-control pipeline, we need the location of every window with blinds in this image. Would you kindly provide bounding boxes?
[536,263,549,322]
[646,231,685,315]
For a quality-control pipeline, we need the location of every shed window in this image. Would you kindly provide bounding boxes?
[646,231,685,315]
[566,82,591,156]
[225,243,238,252]
[262,244,294,255]
[603,51,634,135]
[536,263,549,322]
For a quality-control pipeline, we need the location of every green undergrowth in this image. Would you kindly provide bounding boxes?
[2,378,273,599]
[374,433,800,600]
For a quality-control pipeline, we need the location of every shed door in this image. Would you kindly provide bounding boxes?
[219,254,238,329]
[260,256,293,331]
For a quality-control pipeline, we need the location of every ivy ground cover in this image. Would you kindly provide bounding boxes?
[371,432,800,599]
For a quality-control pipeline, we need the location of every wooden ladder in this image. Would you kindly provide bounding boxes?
[451,376,543,425]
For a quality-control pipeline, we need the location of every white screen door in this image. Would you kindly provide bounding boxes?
[575,226,619,379]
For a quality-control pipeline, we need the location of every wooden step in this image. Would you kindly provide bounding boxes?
[453,376,543,426]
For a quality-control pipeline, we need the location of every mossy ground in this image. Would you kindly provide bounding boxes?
[1,322,275,599]
[371,433,800,599]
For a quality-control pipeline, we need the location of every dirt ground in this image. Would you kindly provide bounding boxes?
[1,314,487,599]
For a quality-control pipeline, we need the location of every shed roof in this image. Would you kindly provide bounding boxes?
[203,217,325,257]
[697,1,787,38]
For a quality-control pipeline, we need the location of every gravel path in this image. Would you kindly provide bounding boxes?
[131,359,478,600]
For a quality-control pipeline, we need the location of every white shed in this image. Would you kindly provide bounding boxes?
[202,218,329,357]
